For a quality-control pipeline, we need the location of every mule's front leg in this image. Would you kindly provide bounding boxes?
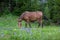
[38,22,40,27]
[26,22,31,28]
[25,22,27,27]
[29,22,31,28]
[26,20,31,28]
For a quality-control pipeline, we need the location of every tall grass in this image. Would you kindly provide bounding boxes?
[0,14,60,40]
[0,14,18,28]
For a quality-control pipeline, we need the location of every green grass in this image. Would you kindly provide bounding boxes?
[0,14,60,40]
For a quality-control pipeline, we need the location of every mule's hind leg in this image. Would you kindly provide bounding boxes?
[37,20,40,27]
[40,20,43,28]
[38,18,43,28]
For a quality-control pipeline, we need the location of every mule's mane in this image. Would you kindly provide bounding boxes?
[19,13,25,19]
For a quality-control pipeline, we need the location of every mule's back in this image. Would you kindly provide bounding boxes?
[22,11,43,21]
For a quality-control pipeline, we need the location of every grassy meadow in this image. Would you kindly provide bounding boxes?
[0,14,60,40]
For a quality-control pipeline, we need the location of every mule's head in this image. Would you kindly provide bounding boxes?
[18,18,22,28]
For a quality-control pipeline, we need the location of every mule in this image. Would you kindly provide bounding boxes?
[18,11,43,28]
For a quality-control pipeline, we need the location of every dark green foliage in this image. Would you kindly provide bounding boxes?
[0,0,60,25]
[47,0,60,24]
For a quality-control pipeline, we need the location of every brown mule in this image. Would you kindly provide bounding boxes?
[18,11,43,28]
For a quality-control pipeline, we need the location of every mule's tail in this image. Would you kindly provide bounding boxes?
[43,15,52,23]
